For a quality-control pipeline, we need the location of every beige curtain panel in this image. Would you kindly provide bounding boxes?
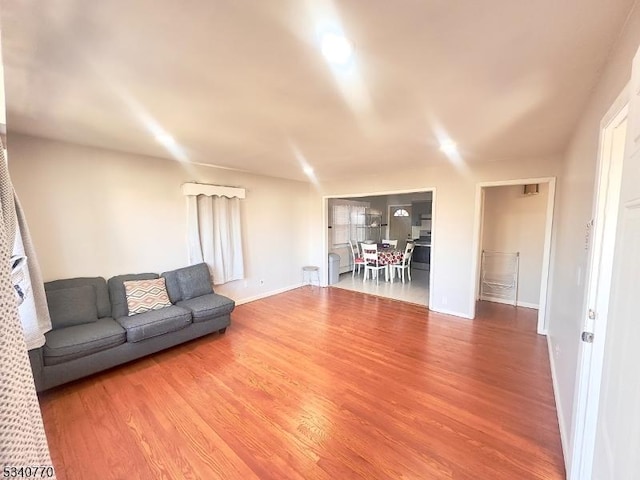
[0,140,54,473]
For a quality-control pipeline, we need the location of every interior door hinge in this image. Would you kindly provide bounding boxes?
[581,331,595,343]
[588,309,596,320]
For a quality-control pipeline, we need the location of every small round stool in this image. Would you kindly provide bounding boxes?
[302,265,320,286]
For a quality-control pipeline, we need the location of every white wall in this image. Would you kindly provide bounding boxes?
[481,184,548,307]
[309,156,563,318]
[545,4,640,473]
[7,134,311,304]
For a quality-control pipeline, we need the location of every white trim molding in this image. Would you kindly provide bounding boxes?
[430,306,474,320]
[548,336,570,471]
[235,284,307,305]
[479,296,539,310]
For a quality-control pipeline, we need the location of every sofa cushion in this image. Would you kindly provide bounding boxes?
[176,263,213,300]
[108,273,159,319]
[177,293,235,323]
[116,305,192,343]
[124,278,172,315]
[161,269,182,303]
[46,285,99,329]
[45,277,111,318]
[43,318,126,366]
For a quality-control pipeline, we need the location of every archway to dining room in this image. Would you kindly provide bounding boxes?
[324,189,434,307]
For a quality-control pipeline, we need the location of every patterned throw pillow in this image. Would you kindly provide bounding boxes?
[123,278,172,316]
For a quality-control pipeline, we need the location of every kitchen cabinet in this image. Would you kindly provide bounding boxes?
[412,244,430,270]
[413,245,430,263]
[411,201,432,228]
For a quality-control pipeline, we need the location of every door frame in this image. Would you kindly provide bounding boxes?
[470,177,556,334]
[322,187,436,308]
[569,85,629,480]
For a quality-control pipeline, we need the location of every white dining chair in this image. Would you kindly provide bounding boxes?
[348,240,365,278]
[360,241,373,256]
[382,239,398,248]
[391,242,415,283]
[362,243,386,284]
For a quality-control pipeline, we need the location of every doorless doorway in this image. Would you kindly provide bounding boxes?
[470,177,556,333]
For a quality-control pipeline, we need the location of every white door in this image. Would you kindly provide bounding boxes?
[388,205,411,250]
[592,202,640,479]
[571,108,628,478]
[589,46,640,480]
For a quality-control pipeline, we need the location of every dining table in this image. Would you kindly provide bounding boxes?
[376,248,403,266]
[361,243,404,281]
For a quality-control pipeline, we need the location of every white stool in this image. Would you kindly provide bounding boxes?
[302,266,320,286]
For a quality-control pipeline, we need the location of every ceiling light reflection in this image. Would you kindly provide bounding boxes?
[289,141,319,186]
[156,133,176,146]
[307,1,373,119]
[431,123,470,176]
[439,139,457,155]
[320,32,353,66]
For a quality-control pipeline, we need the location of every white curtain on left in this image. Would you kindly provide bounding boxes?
[186,194,244,285]
[1,143,51,345]
[0,140,53,471]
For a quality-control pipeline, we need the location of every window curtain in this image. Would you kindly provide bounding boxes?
[0,140,53,470]
[186,193,245,285]
[0,143,51,350]
[328,199,369,273]
[12,194,51,349]
[328,199,368,246]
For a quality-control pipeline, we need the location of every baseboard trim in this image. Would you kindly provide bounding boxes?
[517,301,539,309]
[480,295,539,309]
[430,306,473,320]
[547,335,570,474]
[235,283,305,306]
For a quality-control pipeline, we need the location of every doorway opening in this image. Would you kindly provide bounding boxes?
[324,189,435,307]
[471,177,556,333]
[477,183,549,310]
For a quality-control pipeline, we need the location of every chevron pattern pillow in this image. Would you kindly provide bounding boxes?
[123,278,172,316]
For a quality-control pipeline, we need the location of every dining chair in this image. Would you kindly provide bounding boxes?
[360,241,373,256]
[391,242,415,283]
[362,243,387,284]
[348,240,365,278]
[382,239,398,248]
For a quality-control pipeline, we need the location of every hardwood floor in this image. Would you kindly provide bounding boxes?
[39,288,565,480]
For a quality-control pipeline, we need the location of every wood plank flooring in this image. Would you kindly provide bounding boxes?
[38,287,565,479]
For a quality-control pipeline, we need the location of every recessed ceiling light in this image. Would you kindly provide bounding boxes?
[320,32,353,66]
[303,166,314,176]
[439,139,457,155]
[155,133,176,146]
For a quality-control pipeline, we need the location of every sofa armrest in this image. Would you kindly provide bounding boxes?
[28,347,44,390]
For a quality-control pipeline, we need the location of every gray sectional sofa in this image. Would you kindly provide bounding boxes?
[28,263,234,392]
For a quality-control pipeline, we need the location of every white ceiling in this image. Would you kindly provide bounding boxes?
[1,0,636,181]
